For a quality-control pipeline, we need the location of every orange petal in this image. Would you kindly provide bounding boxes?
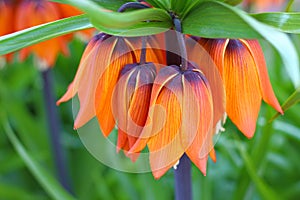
[209,148,217,163]
[129,65,180,153]
[0,1,14,36]
[116,129,140,162]
[181,68,213,175]
[15,0,69,66]
[112,63,156,155]
[242,39,283,114]
[187,37,226,127]
[223,39,262,138]
[57,35,99,105]
[146,74,184,179]
[95,37,137,136]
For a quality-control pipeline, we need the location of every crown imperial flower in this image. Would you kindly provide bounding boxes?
[198,38,283,138]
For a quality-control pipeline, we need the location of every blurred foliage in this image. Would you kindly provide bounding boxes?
[1,35,300,200]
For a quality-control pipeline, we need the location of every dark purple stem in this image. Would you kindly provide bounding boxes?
[174,154,192,200]
[41,69,73,194]
[165,22,192,199]
[118,2,150,12]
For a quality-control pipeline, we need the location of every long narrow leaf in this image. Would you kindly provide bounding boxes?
[53,0,171,28]
[0,15,92,55]
[252,12,300,34]
[236,142,281,200]
[2,118,76,200]
[270,88,300,121]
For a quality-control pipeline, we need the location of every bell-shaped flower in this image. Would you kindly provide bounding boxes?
[112,62,157,161]
[15,0,70,67]
[58,34,164,137]
[130,64,214,179]
[198,38,283,138]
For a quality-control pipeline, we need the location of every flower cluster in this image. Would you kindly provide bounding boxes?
[58,28,283,178]
[0,0,93,68]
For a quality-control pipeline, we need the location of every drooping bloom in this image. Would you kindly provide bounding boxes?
[58,34,164,133]
[57,33,165,160]
[13,0,94,68]
[198,38,283,138]
[58,33,138,130]
[130,64,214,179]
[113,62,157,161]
[15,0,69,68]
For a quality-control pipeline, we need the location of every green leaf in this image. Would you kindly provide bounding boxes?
[91,20,171,36]
[2,118,76,200]
[55,0,171,29]
[217,0,243,6]
[146,0,170,10]
[251,12,300,34]
[53,0,134,11]
[183,1,300,87]
[93,0,134,11]
[270,88,300,121]
[0,15,92,56]
[236,142,281,200]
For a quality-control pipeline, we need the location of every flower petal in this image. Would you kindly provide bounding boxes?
[224,39,262,138]
[242,39,283,114]
[146,74,184,179]
[129,65,180,153]
[182,68,213,175]
[187,37,226,127]
[95,37,137,136]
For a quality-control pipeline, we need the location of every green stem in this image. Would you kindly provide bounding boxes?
[285,0,295,12]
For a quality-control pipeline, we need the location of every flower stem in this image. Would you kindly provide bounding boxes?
[118,2,150,12]
[173,17,188,71]
[41,69,73,194]
[174,154,192,200]
[285,0,294,12]
[139,36,147,65]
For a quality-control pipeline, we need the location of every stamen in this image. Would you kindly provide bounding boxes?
[215,113,227,134]
[173,160,180,170]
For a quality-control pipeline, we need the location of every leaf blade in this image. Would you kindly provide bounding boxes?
[2,118,76,200]
[251,12,300,34]
[0,15,93,55]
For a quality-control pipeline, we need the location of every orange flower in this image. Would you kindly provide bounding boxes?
[12,0,94,68]
[15,0,69,67]
[199,38,283,138]
[112,62,157,161]
[57,33,137,129]
[58,33,163,132]
[130,64,214,179]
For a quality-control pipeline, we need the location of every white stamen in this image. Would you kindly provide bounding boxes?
[215,113,227,134]
[35,58,49,71]
[173,160,180,170]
